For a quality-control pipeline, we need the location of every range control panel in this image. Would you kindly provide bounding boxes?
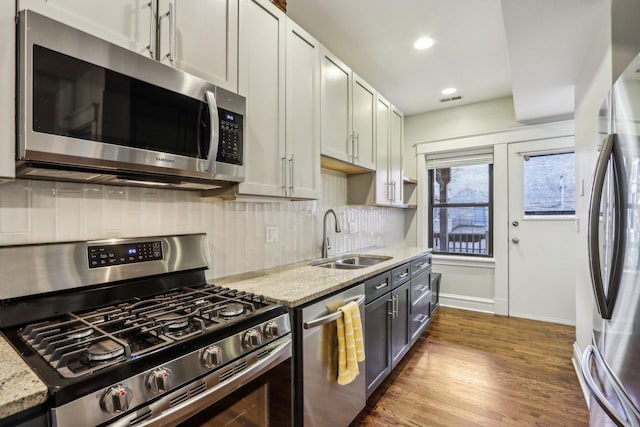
[88,241,163,269]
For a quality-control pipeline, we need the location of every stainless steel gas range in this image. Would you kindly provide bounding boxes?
[0,234,292,426]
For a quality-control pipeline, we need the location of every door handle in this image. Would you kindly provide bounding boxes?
[147,1,157,59]
[204,91,219,174]
[511,237,519,244]
[512,221,519,227]
[303,295,365,329]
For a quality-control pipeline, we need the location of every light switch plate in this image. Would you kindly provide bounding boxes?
[348,222,357,234]
[266,226,279,243]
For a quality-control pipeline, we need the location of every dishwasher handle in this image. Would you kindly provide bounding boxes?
[303,294,365,329]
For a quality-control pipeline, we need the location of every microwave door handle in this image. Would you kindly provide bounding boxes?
[588,134,616,319]
[205,91,220,174]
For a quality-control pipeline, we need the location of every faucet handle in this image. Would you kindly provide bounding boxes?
[326,237,331,251]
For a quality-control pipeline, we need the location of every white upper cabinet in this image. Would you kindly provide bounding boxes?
[375,95,391,205]
[320,48,352,164]
[158,0,239,92]
[18,0,156,57]
[20,0,240,92]
[389,106,404,205]
[285,19,321,200]
[229,0,319,200]
[320,48,376,171]
[0,1,14,182]
[236,0,286,198]
[352,74,376,170]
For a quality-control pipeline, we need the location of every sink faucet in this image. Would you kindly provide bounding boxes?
[322,209,342,258]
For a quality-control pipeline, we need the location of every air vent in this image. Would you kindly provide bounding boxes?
[129,408,153,425]
[440,95,463,103]
[219,366,235,382]
[169,391,189,407]
[234,360,248,375]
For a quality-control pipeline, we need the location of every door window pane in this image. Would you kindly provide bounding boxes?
[523,152,575,215]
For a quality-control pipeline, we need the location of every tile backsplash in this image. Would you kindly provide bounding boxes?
[0,169,405,279]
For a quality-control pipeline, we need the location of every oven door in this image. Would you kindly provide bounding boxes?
[118,336,292,427]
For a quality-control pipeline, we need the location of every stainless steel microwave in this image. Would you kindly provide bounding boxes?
[16,10,245,190]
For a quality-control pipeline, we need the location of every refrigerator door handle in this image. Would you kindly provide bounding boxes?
[581,345,640,427]
[588,134,626,319]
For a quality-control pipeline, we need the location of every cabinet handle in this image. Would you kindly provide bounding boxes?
[387,297,394,316]
[415,314,429,323]
[349,132,355,162]
[354,132,359,161]
[417,285,429,293]
[394,295,399,318]
[396,272,408,279]
[289,155,294,193]
[281,157,287,196]
[166,2,175,63]
[147,1,157,58]
[374,282,388,290]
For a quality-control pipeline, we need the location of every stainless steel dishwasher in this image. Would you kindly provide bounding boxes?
[295,284,366,426]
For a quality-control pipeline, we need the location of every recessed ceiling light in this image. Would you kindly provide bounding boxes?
[413,37,434,50]
[441,87,457,95]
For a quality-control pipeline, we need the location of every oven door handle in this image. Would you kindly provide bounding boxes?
[133,336,292,427]
[205,90,220,174]
[303,294,365,329]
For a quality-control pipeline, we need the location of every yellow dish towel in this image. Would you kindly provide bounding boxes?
[336,301,365,385]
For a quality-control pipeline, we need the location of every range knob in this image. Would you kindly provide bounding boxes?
[243,329,263,349]
[146,368,172,394]
[263,321,280,338]
[201,345,223,368]
[100,384,133,413]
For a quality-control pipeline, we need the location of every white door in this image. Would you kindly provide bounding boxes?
[352,74,376,170]
[507,137,576,325]
[158,0,239,93]
[285,18,320,199]
[19,0,152,56]
[320,48,352,163]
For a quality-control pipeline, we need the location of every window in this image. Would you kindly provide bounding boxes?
[427,153,493,256]
[523,152,575,216]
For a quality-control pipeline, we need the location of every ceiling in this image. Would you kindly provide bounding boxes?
[287,0,606,122]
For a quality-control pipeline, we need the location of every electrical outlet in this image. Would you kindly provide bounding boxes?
[266,226,279,243]
[349,222,357,234]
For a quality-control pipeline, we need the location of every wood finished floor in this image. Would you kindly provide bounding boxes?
[352,307,589,427]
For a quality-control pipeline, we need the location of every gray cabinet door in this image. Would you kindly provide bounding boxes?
[365,293,391,397]
[391,280,411,368]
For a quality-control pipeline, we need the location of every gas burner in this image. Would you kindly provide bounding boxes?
[86,339,125,362]
[219,303,244,317]
[66,326,94,340]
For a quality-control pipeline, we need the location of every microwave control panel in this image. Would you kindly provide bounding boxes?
[217,108,243,165]
[88,241,163,268]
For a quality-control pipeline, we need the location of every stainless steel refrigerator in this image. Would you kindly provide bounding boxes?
[582,53,640,426]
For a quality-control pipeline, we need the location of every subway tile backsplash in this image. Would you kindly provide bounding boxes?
[0,169,405,279]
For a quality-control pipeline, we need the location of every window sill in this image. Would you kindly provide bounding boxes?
[432,254,495,269]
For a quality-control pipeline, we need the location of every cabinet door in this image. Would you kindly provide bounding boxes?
[389,106,404,205]
[375,95,391,205]
[352,74,376,170]
[285,19,320,199]
[236,0,286,197]
[158,0,238,92]
[365,295,392,398]
[19,0,152,56]
[391,281,411,368]
[321,48,352,163]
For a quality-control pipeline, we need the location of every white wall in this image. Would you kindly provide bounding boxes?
[0,170,405,280]
[573,3,612,354]
[403,96,521,179]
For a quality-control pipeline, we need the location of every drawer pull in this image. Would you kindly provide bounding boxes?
[415,262,426,268]
[396,272,409,279]
[375,282,389,290]
[417,286,429,293]
[415,314,429,323]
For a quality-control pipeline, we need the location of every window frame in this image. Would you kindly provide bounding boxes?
[428,164,494,257]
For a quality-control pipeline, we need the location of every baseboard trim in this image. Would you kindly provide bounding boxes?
[508,310,576,326]
[572,342,590,409]
[493,297,508,316]
[440,293,494,314]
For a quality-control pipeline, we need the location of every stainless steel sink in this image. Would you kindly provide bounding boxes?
[313,255,392,269]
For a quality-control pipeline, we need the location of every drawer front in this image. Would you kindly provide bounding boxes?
[364,271,392,303]
[391,263,410,288]
[411,270,430,303]
[411,254,432,278]
[410,289,431,339]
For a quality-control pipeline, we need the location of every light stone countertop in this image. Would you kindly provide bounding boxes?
[0,335,47,420]
[213,246,431,307]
